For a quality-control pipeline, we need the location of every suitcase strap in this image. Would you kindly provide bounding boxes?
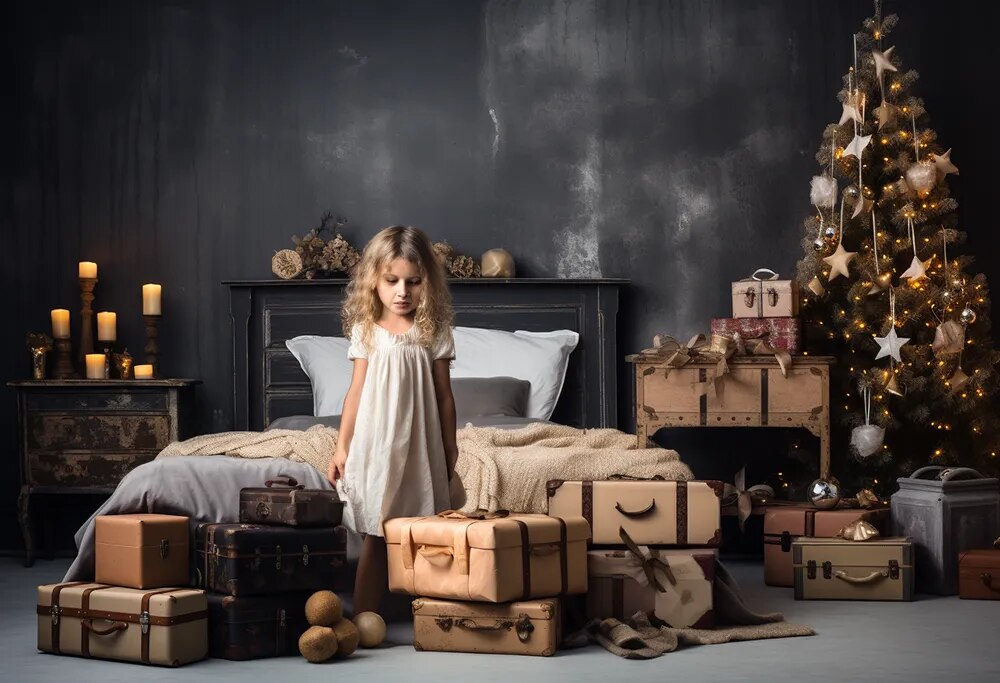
[44,581,89,654]
[515,518,569,600]
[79,585,118,657]
[434,614,535,643]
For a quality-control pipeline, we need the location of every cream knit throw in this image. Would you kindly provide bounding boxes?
[156,422,692,514]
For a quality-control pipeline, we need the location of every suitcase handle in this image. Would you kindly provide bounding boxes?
[608,474,665,481]
[908,466,984,481]
[81,619,129,636]
[834,569,888,585]
[982,573,1000,592]
[437,615,535,642]
[265,477,304,490]
[615,499,656,517]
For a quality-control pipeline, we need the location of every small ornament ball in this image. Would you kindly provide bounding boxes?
[354,612,387,648]
[813,237,826,252]
[961,307,977,325]
[905,160,937,196]
[844,184,860,198]
[807,477,842,510]
[823,225,837,239]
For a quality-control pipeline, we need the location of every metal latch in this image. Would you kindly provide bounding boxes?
[275,545,282,570]
[302,544,310,566]
[160,539,169,559]
[139,611,150,634]
[822,561,832,579]
[807,560,816,579]
[780,531,791,553]
[277,608,287,651]
[50,604,60,625]
[889,560,899,580]
[766,287,779,308]
[744,287,757,309]
[256,502,271,519]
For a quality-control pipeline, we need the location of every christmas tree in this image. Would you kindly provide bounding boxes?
[795,7,1000,496]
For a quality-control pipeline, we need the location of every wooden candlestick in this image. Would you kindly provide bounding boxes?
[54,338,75,379]
[144,315,160,377]
[79,277,97,365]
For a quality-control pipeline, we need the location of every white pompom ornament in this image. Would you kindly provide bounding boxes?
[905,160,936,196]
[810,175,838,210]
[851,424,886,459]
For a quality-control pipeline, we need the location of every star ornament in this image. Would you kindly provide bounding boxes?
[839,102,862,126]
[842,134,872,160]
[873,100,896,131]
[823,243,857,281]
[933,148,960,178]
[900,255,930,281]
[873,46,898,82]
[873,326,910,362]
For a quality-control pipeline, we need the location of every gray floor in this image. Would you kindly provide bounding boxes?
[4,557,997,683]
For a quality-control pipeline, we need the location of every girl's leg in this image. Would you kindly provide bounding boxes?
[353,534,387,615]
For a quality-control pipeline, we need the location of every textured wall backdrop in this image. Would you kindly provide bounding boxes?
[3,0,996,552]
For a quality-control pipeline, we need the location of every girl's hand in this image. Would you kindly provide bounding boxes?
[328,449,348,485]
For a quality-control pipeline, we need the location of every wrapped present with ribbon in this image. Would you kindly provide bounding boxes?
[710,316,802,355]
[721,466,775,532]
[585,529,716,628]
[731,268,800,318]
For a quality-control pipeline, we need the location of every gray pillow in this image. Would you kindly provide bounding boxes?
[452,376,531,420]
[267,415,341,431]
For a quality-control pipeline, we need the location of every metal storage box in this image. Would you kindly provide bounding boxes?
[890,466,1000,595]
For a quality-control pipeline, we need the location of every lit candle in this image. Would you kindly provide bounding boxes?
[97,312,117,341]
[79,261,98,279]
[85,353,106,379]
[51,309,71,339]
[134,364,154,379]
[142,284,162,315]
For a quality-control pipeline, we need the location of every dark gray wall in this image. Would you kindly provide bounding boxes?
[3,0,997,552]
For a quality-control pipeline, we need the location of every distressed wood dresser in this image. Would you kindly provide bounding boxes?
[626,354,834,480]
[7,379,198,566]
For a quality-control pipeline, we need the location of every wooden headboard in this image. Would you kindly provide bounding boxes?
[224,279,627,430]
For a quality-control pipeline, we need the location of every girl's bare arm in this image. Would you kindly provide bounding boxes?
[432,358,458,480]
[329,358,368,483]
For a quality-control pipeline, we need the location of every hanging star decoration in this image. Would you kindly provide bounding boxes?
[852,195,872,219]
[823,242,857,281]
[932,148,960,178]
[872,46,898,82]
[839,101,862,126]
[873,100,896,131]
[842,133,872,159]
[947,366,971,394]
[884,371,904,397]
[900,254,930,281]
[874,326,910,362]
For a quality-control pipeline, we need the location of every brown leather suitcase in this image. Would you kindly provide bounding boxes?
[206,592,310,659]
[546,479,723,547]
[958,544,1000,600]
[793,537,914,601]
[95,514,190,589]
[239,476,343,527]
[384,513,589,602]
[412,597,560,656]
[764,505,889,587]
[37,582,207,666]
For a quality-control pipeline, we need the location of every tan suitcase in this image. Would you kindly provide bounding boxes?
[95,514,190,589]
[37,582,208,666]
[412,597,560,656]
[764,505,889,587]
[383,513,589,602]
[793,537,914,601]
[958,547,1000,600]
[587,547,715,628]
[546,479,722,546]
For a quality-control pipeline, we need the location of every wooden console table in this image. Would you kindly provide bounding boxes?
[626,353,834,479]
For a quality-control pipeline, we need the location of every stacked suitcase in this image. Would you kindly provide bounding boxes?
[194,477,348,660]
[547,478,722,628]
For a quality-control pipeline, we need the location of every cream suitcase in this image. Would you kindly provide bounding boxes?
[793,537,914,601]
[546,479,723,546]
[384,513,589,602]
[37,582,208,666]
[412,597,560,656]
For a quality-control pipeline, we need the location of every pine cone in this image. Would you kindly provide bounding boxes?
[322,234,361,274]
[449,254,480,278]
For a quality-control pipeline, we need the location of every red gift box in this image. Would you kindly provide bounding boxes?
[710,317,802,354]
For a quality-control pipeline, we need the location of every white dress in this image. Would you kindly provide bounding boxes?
[337,322,455,536]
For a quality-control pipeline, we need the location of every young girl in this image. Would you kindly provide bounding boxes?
[328,225,458,616]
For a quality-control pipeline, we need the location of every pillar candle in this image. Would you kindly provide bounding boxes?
[142,284,162,315]
[85,353,106,379]
[134,364,154,379]
[97,311,117,341]
[51,309,71,339]
[79,261,98,279]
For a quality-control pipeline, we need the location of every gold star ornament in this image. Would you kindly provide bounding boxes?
[823,243,857,281]
[900,255,930,281]
[873,100,896,131]
[873,46,898,82]
[932,148,959,178]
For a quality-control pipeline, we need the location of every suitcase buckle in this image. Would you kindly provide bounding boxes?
[780,531,791,553]
[50,604,60,625]
[744,287,757,309]
[139,611,150,635]
[302,545,309,566]
[822,561,832,579]
[434,618,453,632]
[889,560,900,580]
[515,615,534,643]
[275,545,282,570]
[766,287,779,307]
[806,560,816,579]
[160,539,169,559]
[256,502,271,519]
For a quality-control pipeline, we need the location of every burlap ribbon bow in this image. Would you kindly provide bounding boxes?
[721,466,774,532]
[618,527,677,592]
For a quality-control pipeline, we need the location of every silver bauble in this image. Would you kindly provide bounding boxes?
[844,184,860,199]
[807,477,842,510]
[813,237,826,251]
[823,225,838,239]
[961,307,977,325]
[905,160,937,196]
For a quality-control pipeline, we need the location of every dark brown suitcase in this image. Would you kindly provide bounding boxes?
[958,543,1000,600]
[239,477,343,527]
[207,592,310,660]
[195,523,348,596]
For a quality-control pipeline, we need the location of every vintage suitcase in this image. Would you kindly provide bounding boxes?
[891,466,1000,595]
[546,479,723,547]
[206,592,310,659]
[195,523,348,596]
[958,543,1000,600]
[37,582,207,667]
[764,505,890,587]
[383,512,589,602]
[412,597,560,656]
[793,537,914,601]
[95,514,190,590]
[730,268,799,318]
[586,545,715,628]
[710,316,802,354]
[239,476,343,527]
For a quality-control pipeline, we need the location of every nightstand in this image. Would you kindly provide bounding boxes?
[7,379,199,566]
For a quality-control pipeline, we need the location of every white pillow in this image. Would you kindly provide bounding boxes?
[285,335,353,417]
[451,327,579,421]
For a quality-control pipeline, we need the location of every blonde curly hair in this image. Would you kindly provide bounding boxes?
[342,226,453,353]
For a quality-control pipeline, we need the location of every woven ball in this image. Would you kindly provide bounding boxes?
[299,625,338,663]
[481,248,515,278]
[305,591,343,626]
[332,618,360,657]
[354,611,387,648]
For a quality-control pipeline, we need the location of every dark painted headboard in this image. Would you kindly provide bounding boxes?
[224,279,626,430]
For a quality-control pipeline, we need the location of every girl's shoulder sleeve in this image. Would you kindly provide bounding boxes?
[347,324,368,360]
[432,325,455,361]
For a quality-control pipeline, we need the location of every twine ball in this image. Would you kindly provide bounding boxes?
[354,612,387,648]
[299,625,339,663]
[332,618,360,657]
[305,590,343,627]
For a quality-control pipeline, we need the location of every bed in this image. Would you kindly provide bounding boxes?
[63,278,628,580]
